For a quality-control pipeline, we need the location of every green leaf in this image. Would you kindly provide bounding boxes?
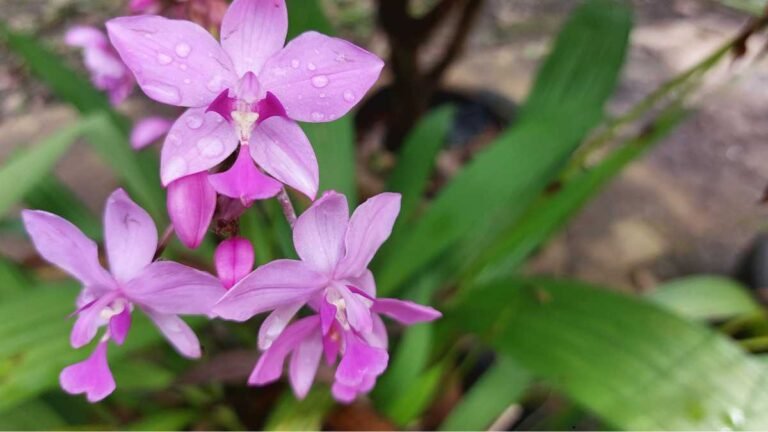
[0,259,30,301]
[0,399,66,430]
[649,276,761,321]
[375,0,632,295]
[382,362,447,427]
[304,120,357,205]
[264,387,335,431]
[449,277,768,429]
[439,356,531,431]
[23,177,100,239]
[287,0,334,39]
[466,106,687,282]
[387,106,455,222]
[0,115,98,217]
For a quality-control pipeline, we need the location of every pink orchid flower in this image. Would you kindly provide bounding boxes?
[213,191,441,401]
[214,236,255,289]
[106,0,384,204]
[22,189,225,402]
[65,26,135,105]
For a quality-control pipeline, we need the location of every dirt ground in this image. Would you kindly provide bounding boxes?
[1,0,768,291]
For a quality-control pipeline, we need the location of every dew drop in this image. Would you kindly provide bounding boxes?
[175,42,191,58]
[197,137,224,157]
[157,53,172,65]
[167,134,182,147]
[144,82,181,104]
[307,62,317,71]
[311,75,329,88]
[206,75,224,92]
[311,112,325,121]
[185,115,203,129]
[291,59,300,69]
[179,64,188,71]
[319,92,326,98]
[166,157,188,179]
[343,89,356,102]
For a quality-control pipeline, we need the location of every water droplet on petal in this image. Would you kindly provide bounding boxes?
[197,137,224,158]
[179,64,188,71]
[311,75,329,88]
[343,90,356,102]
[183,78,191,84]
[157,53,172,65]
[166,156,188,178]
[175,43,191,58]
[206,75,224,92]
[311,112,325,121]
[319,92,326,98]
[291,59,300,69]
[144,82,181,104]
[167,134,182,147]
[185,115,203,129]
[307,62,317,71]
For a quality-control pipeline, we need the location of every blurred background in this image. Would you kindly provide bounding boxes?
[2,0,768,430]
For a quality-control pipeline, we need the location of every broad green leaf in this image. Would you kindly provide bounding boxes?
[649,276,761,321]
[439,355,531,431]
[387,106,455,222]
[375,0,632,295]
[304,120,357,205]
[383,362,447,427]
[449,278,768,429]
[264,387,335,431]
[466,106,687,283]
[0,399,65,430]
[0,115,99,217]
[0,259,30,301]
[287,0,335,38]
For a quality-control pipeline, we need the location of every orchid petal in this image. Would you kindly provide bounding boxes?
[348,269,376,298]
[335,332,388,387]
[208,147,282,207]
[109,307,132,345]
[258,301,303,350]
[249,316,319,385]
[214,236,255,289]
[337,286,373,334]
[260,31,384,122]
[214,259,326,322]
[161,108,239,185]
[70,294,113,349]
[144,309,202,358]
[221,0,287,77]
[293,191,348,274]
[22,210,112,288]
[167,172,217,249]
[372,298,442,325]
[322,325,341,364]
[365,314,388,350]
[130,116,173,150]
[249,116,318,200]
[331,381,357,404]
[336,193,401,278]
[104,189,157,282]
[289,330,323,399]
[106,15,237,107]
[124,261,224,315]
[65,26,108,49]
[60,341,115,403]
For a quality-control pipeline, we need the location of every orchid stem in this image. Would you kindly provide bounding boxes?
[277,188,297,229]
[154,225,175,259]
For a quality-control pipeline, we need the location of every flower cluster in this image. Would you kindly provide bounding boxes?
[26,0,440,404]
